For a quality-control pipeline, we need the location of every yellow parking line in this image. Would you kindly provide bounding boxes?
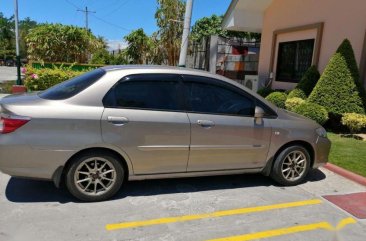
[105,199,322,231]
[206,217,357,241]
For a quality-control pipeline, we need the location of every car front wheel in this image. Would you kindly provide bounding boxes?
[270,146,311,186]
[66,151,124,202]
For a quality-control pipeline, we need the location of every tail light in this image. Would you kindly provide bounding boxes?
[0,115,30,134]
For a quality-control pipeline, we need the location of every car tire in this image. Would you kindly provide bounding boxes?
[270,146,311,186]
[65,151,124,202]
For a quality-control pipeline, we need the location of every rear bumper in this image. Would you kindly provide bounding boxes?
[0,144,74,180]
[313,136,331,168]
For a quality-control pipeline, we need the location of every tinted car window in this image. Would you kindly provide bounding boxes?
[185,80,255,116]
[39,68,105,100]
[105,77,181,111]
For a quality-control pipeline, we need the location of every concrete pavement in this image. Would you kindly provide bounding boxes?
[0,168,365,241]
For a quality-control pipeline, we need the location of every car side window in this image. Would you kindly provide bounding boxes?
[104,75,182,111]
[184,79,255,116]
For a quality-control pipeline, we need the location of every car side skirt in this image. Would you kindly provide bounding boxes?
[128,168,263,181]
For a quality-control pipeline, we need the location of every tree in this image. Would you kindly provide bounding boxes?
[147,32,166,65]
[295,66,320,97]
[19,17,38,57]
[155,0,185,65]
[0,13,15,59]
[124,28,152,64]
[191,14,261,42]
[308,39,366,115]
[90,48,129,65]
[191,15,225,41]
[0,13,38,59]
[26,23,104,63]
[110,50,129,65]
[90,49,112,65]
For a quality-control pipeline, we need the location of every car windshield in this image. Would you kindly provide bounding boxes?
[38,68,106,100]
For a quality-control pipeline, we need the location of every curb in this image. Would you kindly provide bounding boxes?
[324,163,366,186]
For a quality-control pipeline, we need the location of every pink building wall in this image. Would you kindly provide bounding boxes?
[258,0,366,89]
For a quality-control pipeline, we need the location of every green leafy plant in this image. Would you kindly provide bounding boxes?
[287,89,307,100]
[257,87,274,98]
[296,66,320,96]
[292,102,329,125]
[341,113,366,133]
[24,65,85,91]
[265,92,287,108]
[308,39,366,115]
[190,14,261,42]
[285,97,306,112]
[26,23,104,63]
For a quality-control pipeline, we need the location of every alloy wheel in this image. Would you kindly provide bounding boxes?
[281,151,307,181]
[73,157,117,196]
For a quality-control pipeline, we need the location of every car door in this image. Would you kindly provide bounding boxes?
[183,75,273,172]
[101,74,190,175]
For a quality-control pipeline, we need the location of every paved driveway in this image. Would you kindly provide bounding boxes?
[0,168,365,241]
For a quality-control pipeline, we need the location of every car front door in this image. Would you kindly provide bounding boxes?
[101,74,190,175]
[183,75,273,172]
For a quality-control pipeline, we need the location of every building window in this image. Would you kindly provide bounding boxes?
[276,39,315,83]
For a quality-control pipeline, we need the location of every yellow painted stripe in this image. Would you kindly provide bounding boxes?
[105,199,322,231]
[207,217,357,241]
[336,217,357,230]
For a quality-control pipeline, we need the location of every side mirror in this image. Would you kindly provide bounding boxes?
[254,106,265,119]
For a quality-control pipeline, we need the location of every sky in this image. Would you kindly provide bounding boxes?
[0,0,231,50]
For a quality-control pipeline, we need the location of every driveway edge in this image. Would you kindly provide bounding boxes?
[324,163,366,186]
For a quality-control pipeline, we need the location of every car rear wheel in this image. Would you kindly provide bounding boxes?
[270,146,310,186]
[66,151,124,202]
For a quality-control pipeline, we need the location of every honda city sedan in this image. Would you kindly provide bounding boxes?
[0,66,331,201]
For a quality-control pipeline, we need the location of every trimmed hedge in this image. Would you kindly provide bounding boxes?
[296,66,320,96]
[257,87,274,98]
[341,113,366,133]
[285,97,305,112]
[287,89,307,100]
[24,66,86,91]
[265,92,287,108]
[293,102,329,125]
[308,39,366,115]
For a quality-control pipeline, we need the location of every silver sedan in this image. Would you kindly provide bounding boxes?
[0,66,331,201]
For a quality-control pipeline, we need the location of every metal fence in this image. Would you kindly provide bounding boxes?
[187,36,260,83]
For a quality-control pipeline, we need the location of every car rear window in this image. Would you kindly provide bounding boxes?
[38,68,106,100]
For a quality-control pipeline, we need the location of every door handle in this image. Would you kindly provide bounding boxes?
[197,120,215,128]
[107,116,129,126]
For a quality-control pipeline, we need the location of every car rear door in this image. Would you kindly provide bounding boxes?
[101,74,190,175]
[182,75,273,172]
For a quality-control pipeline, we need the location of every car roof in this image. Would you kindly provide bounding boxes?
[101,65,217,77]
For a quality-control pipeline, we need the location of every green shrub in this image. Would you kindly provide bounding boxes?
[257,87,274,98]
[296,66,320,96]
[308,39,366,115]
[287,89,307,100]
[285,97,305,112]
[265,92,287,108]
[293,102,329,125]
[341,113,366,133]
[0,81,15,94]
[24,66,86,91]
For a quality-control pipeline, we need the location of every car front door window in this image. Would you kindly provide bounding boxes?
[185,81,255,116]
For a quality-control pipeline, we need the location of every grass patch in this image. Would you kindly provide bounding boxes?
[328,133,366,177]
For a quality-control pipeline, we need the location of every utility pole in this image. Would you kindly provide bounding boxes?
[14,0,21,85]
[78,6,95,31]
[178,0,193,67]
